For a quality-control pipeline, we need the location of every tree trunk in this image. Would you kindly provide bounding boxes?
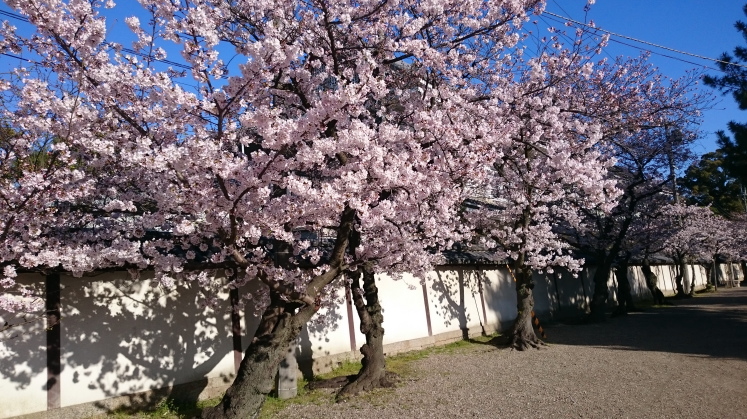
[200,206,356,418]
[589,256,612,322]
[509,262,543,350]
[336,262,393,400]
[202,289,305,419]
[702,262,713,289]
[688,264,698,296]
[642,259,664,305]
[612,256,636,316]
[674,255,688,298]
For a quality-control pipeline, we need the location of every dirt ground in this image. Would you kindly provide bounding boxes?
[276,287,747,418]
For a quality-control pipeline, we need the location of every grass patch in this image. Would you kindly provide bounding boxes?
[259,334,499,417]
[93,397,221,419]
[259,377,336,419]
[94,334,500,418]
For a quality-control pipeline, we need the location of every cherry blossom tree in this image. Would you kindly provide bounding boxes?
[467,42,620,349]
[563,59,710,320]
[0,0,545,416]
[660,203,742,293]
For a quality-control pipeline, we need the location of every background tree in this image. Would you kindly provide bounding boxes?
[703,3,747,188]
[562,60,709,320]
[681,149,746,216]
[468,39,619,350]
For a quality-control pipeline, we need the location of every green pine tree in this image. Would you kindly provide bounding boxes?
[703,4,747,187]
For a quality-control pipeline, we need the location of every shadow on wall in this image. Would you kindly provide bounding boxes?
[551,269,591,318]
[479,266,516,330]
[0,274,47,393]
[293,280,346,379]
[59,271,236,413]
[545,288,747,361]
[431,268,497,338]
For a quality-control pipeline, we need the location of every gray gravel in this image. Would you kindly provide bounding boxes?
[276,287,747,418]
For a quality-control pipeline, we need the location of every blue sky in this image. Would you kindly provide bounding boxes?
[542,1,747,155]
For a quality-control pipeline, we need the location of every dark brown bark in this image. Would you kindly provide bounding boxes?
[202,288,304,419]
[46,273,61,410]
[612,255,636,316]
[702,262,714,290]
[642,259,665,305]
[509,261,543,350]
[587,179,642,320]
[674,255,688,298]
[507,200,543,350]
[336,262,393,400]
[229,287,242,373]
[201,206,357,419]
[589,257,612,322]
[688,264,698,296]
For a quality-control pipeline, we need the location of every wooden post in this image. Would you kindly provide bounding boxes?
[345,284,357,351]
[46,273,61,410]
[230,288,242,373]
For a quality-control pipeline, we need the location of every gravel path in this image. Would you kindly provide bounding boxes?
[276,287,747,418]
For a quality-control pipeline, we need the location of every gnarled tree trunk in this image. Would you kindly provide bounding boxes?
[674,254,688,298]
[589,255,612,322]
[612,254,636,316]
[702,261,714,290]
[642,258,664,305]
[202,206,357,419]
[202,289,306,419]
[688,264,698,296]
[336,262,393,400]
[509,260,543,350]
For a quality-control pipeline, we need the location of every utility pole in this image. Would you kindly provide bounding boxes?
[666,126,681,205]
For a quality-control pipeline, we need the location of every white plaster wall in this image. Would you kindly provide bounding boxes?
[480,267,517,329]
[690,264,707,291]
[628,266,651,301]
[60,271,235,408]
[649,264,710,295]
[656,265,677,294]
[584,266,617,305]
[718,263,744,286]
[553,269,590,314]
[3,261,734,417]
[426,269,485,336]
[459,270,493,331]
[532,272,556,317]
[377,273,429,345]
[0,273,47,419]
[302,284,357,360]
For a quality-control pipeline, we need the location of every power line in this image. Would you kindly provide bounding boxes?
[116,46,193,70]
[1,52,33,62]
[549,0,574,23]
[4,4,739,72]
[608,38,720,72]
[540,13,721,72]
[544,11,747,70]
[0,53,198,90]
[0,9,28,23]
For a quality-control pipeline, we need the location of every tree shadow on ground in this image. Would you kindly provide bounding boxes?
[540,287,747,361]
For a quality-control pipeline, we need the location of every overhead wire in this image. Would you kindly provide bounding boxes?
[0,9,28,23]
[0,5,739,75]
[1,52,33,62]
[540,13,721,72]
[543,10,747,70]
